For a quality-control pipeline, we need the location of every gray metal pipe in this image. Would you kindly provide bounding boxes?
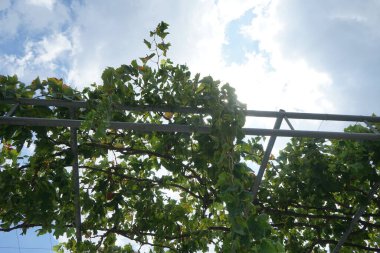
[332,182,380,253]
[251,113,283,201]
[245,110,380,123]
[1,116,379,140]
[1,98,379,122]
[70,109,82,243]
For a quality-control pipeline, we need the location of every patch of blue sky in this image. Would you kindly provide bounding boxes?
[61,0,80,20]
[0,227,57,252]
[260,50,276,72]
[0,9,8,19]
[0,28,45,56]
[61,0,74,5]
[51,57,71,80]
[223,9,258,65]
[0,1,74,57]
[0,37,26,56]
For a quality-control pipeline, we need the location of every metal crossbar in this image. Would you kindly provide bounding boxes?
[1,116,380,140]
[1,98,379,248]
[2,98,380,122]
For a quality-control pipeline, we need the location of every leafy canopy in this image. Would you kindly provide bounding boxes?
[0,22,282,252]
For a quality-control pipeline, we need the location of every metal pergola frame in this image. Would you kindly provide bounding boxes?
[1,98,380,251]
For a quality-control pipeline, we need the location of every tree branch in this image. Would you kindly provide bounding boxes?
[308,239,380,252]
[80,165,203,200]
[288,202,380,218]
[261,205,380,229]
[0,222,41,232]
[81,142,175,161]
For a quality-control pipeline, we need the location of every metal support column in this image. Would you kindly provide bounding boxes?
[251,110,284,201]
[332,182,380,253]
[70,109,82,243]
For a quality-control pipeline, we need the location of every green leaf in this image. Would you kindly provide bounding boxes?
[258,239,280,253]
[248,214,272,240]
[231,217,247,235]
[157,42,171,56]
[139,53,156,64]
[156,21,169,39]
[143,39,151,49]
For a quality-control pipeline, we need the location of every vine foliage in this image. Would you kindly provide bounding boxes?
[0,22,283,252]
[1,22,380,253]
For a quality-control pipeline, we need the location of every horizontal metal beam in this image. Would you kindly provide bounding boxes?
[243,128,380,140]
[1,116,379,140]
[246,110,380,123]
[0,116,210,133]
[0,98,208,114]
[1,98,87,108]
[1,98,380,122]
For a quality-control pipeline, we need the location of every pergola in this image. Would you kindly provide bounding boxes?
[1,97,380,252]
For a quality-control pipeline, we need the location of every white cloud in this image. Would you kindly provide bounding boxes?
[27,0,55,10]
[64,0,259,87]
[1,0,337,131]
[2,0,379,119]
[164,0,333,139]
[272,0,380,115]
[0,32,73,81]
[0,0,70,40]
[34,33,72,63]
[66,0,227,86]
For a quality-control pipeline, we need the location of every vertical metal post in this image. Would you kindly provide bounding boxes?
[332,181,380,253]
[70,109,82,243]
[251,110,284,201]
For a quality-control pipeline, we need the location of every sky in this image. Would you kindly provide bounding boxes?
[1,0,380,251]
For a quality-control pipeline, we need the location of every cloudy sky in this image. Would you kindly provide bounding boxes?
[1,0,379,251]
[2,0,379,116]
